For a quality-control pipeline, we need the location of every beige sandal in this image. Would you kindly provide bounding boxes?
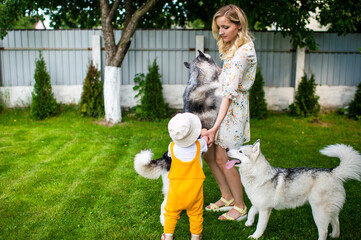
[205,197,234,211]
[219,206,247,221]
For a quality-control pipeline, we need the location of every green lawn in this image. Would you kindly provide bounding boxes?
[1,107,360,240]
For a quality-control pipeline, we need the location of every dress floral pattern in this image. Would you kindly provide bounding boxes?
[215,41,257,149]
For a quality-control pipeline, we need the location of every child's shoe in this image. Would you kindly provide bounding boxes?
[161,233,173,240]
[191,234,202,240]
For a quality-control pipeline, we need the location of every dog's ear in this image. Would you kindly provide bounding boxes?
[252,139,260,153]
[198,50,205,57]
[197,50,208,60]
[184,62,190,69]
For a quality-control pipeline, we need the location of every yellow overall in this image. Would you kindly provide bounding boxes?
[164,140,206,235]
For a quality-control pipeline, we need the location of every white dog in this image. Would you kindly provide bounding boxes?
[226,140,361,240]
[134,150,170,225]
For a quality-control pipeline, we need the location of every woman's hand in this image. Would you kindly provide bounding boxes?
[203,97,231,147]
[203,127,217,148]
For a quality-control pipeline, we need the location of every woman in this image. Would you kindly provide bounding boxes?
[203,4,257,221]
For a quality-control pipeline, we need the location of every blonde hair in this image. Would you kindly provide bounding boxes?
[212,4,253,60]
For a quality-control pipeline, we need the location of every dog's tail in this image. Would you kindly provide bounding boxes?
[134,150,171,179]
[320,144,361,182]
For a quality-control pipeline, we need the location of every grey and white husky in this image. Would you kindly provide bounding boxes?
[134,51,221,225]
[226,140,361,240]
[182,50,222,129]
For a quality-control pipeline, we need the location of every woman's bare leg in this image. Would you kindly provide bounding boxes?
[215,145,246,219]
[203,145,234,207]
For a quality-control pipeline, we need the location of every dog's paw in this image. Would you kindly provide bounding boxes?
[248,232,264,239]
[245,220,253,226]
[330,231,340,238]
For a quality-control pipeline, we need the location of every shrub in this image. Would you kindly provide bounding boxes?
[133,59,168,121]
[80,62,104,118]
[133,73,146,101]
[250,67,268,119]
[0,90,4,113]
[347,81,361,120]
[31,52,59,120]
[289,73,320,117]
[0,73,2,112]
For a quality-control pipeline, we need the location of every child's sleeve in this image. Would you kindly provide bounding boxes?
[199,138,208,153]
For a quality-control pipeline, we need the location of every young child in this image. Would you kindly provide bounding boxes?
[162,113,208,240]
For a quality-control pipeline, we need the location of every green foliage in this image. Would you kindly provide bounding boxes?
[30,52,59,120]
[186,19,205,29]
[133,73,146,99]
[317,0,361,34]
[1,0,361,49]
[79,62,104,118]
[133,59,168,121]
[0,0,23,38]
[250,67,268,119]
[289,73,320,117]
[12,15,40,29]
[2,1,360,49]
[347,82,361,120]
[0,88,9,113]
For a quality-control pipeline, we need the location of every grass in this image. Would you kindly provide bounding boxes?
[0,106,360,240]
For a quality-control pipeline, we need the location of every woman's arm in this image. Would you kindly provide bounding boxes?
[203,97,231,147]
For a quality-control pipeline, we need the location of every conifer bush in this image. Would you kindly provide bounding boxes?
[80,62,104,118]
[0,90,4,113]
[347,81,361,120]
[250,67,268,119]
[133,59,168,121]
[31,52,59,120]
[289,73,320,117]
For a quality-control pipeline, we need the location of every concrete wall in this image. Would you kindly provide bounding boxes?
[1,84,356,111]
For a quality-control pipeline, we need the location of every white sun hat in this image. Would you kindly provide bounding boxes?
[168,113,202,148]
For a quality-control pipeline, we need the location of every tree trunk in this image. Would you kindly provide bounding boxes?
[104,66,122,123]
[100,0,159,123]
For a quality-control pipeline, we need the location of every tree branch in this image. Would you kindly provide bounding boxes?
[113,0,159,66]
[106,0,122,26]
[100,0,116,65]
[136,0,159,18]
[124,0,134,30]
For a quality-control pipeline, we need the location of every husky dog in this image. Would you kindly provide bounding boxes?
[134,150,171,225]
[226,140,361,240]
[134,51,221,225]
[183,50,222,129]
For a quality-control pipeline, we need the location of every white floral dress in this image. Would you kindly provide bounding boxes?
[215,41,257,149]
